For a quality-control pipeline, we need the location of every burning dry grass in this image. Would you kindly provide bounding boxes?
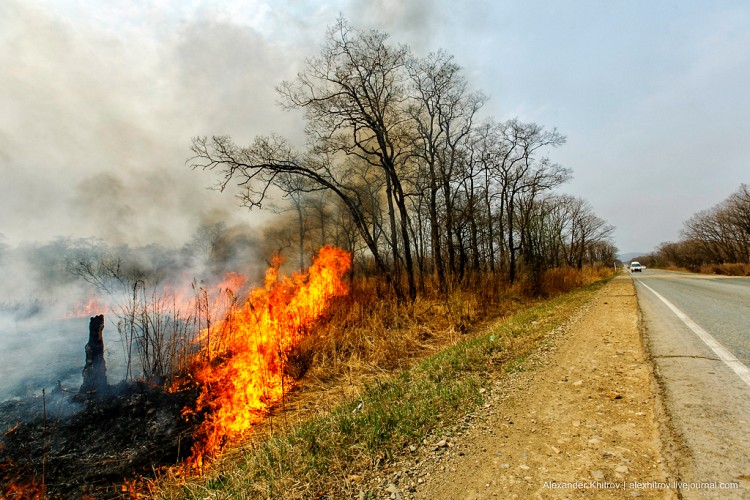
[0,252,613,499]
[150,265,613,499]
[175,246,352,468]
[0,460,46,500]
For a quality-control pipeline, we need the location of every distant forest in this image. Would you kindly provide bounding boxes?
[647,183,750,274]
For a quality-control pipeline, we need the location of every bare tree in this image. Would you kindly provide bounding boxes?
[566,197,614,269]
[186,221,228,273]
[407,50,485,291]
[189,17,618,295]
[652,184,750,270]
[486,119,568,283]
[278,17,417,300]
[272,173,321,272]
[191,19,422,299]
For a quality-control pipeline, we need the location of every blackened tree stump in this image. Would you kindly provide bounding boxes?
[79,314,109,397]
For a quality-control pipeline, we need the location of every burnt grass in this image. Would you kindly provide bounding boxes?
[0,381,198,499]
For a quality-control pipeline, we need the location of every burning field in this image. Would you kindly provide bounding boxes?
[179,245,351,467]
[0,246,352,498]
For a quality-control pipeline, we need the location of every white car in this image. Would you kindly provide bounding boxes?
[629,261,643,272]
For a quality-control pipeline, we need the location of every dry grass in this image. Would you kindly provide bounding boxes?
[304,275,517,376]
[532,265,613,297]
[655,262,750,276]
[698,262,750,276]
[293,266,612,411]
[150,266,614,499]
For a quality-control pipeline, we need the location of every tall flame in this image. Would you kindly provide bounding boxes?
[183,246,351,467]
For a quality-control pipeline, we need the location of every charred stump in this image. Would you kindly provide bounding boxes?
[79,314,109,398]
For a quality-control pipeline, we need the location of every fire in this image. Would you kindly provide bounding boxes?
[0,458,46,500]
[182,246,351,467]
[1,480,46,500]
[64,295,106,319]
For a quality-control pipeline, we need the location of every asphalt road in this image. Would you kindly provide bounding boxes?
[632,268,750,498]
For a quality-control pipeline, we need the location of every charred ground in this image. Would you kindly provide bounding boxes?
[1,381,196,499]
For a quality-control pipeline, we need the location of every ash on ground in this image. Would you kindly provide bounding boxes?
[0,381,196,499]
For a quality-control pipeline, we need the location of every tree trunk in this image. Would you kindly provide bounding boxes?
[79,315,108,398]
[442,178,457,275]
[385,175,404,301]
[396,194,417,301]
[429,177,446,293]
[297,201,305,273]
[507,196,518,284]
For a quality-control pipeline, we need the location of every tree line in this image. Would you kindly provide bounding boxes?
[651,183,750,272]
[191,18,616,300]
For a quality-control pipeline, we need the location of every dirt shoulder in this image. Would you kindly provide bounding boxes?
[375,274,678,499]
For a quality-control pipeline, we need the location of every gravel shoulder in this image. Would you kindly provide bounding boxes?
[377,275,678,499]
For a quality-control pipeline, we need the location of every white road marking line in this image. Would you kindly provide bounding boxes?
[637,279,750,388]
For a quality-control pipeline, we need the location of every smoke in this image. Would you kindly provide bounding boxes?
[0,0,465,249]
[0,0,312,400]
[0,0,451,402]
[0,239,92,401]
[0,221,270,402]
[349,0,436,35]
[0,0,306,248]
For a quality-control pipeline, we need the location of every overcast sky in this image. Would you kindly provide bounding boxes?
[1,0,748,255]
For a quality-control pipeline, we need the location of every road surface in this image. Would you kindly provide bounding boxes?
[633,268,750,498]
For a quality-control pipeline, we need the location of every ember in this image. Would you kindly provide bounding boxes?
[181,245,351,467]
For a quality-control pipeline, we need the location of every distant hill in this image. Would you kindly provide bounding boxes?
[618,252,648,262]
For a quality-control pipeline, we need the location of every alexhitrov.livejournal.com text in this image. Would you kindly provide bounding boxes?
[543,481,741,491]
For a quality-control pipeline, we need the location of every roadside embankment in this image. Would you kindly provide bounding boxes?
[406,275,677,499]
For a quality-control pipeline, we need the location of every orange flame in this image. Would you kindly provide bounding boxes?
[183,246,351,467]
[63,296,106,319]
[0,457,46,500]
[1,480,46,500]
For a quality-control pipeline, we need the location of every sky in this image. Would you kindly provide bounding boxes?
[1,0,749,255]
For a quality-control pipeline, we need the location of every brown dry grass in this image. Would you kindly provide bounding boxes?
[297,273,520,385]
[698,262,750,276]
[656,262,750,276]
[533,265,614,297]
[207,265,613,446]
